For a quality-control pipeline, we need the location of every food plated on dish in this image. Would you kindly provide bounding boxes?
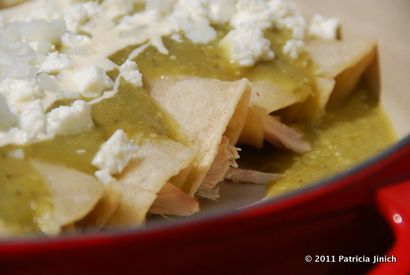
[0,0,395,237]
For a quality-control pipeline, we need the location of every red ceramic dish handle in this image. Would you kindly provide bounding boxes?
[370,179,410,275]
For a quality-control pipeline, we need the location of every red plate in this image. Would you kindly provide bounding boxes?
[1,1,410,274]
[0,136,409,275]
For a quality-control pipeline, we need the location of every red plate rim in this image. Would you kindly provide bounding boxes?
[0,134,409,254]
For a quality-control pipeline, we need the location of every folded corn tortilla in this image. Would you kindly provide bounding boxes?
[79,183,121,230]
[150,77,251,195]
[106,139,195,226]
[306,39,379,108]
[31,160,104,235]
[239,39,379,147]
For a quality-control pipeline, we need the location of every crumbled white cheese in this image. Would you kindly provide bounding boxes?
[39,52,72,74]
[0,79,43,114]
[20,19,67,44]
[0,41,36,81]
[174,0,209,22]
[170,0,217,44]
[278,14,307,39]
[92,129,139,184]
[37,73,61,94]
[229,0,302,35]
[5,0,64,23]
[308,14,339,40]
[220,24,275,67]
[63,4,89,33]
[0,22,22,42]
[119,60,143,87]
[29,41,54,55]
[74,65,113,98]
[230,0,274,29]
[206,0,235,24]
[82,1,103,18]
[146,0,175,14]
[120,60,139,72]
[94,169,117,185]
[61,32,90,49]
[0,128,28,146]
[269,0,295,21]
[283,39,305,59]
[19,99,46,139]
[63,2,101,33]
[46,100,93,136]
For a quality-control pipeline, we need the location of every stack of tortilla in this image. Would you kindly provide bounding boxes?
[0,23,379,235]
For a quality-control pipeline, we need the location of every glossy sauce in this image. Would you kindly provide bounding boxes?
[238,87,395,196]
[0,147,52,234]
[2,81,182,234]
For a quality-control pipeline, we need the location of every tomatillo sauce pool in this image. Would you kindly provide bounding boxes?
[239,86,395,196]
